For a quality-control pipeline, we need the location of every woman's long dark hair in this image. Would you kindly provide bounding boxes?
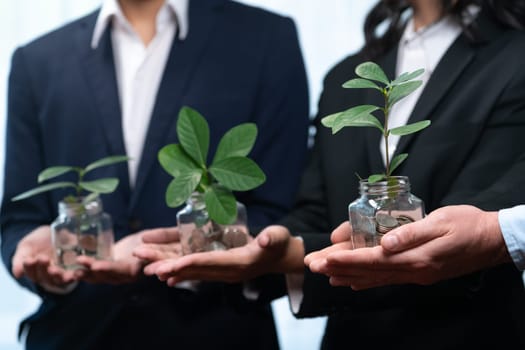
[361,0,525,60]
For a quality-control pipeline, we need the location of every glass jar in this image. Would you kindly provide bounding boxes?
[176,192,249,255]
[348,176,424,249]
[51,196,114,269]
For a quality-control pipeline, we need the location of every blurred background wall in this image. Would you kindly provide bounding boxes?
[0,1,375,349]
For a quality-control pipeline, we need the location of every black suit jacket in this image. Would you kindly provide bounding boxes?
[0,1,309,349]
[281,10,525,350]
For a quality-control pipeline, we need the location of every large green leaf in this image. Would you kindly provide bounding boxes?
[176,106,209,167]
[388,153,408,176]
[388,80,423,106]
[12,182,77,201]
[368,174,385,184]
[342,78,381,91]
[79,178,119,194]
[391,68,425,86]
[390,120,431,136]
[38,166,77,183]
[213,123,257,164]
[165,170,203,208]
[209,157,266,191]
[204,185,237,225]
[85,155,130,173]
[355,62,389,85]
[158,144,200,177]
[322,105,381,134]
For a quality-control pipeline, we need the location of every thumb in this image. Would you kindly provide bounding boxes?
[257,226,290,249]
[381,215,441,253]
[12,245,31,278]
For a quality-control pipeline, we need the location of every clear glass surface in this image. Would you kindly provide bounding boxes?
[348,176,425,248]
[177,192,249,255]
[51,196,114,269]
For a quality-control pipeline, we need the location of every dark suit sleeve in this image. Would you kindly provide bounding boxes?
[439,62,525,210]
[1,47,55,295]
[238,16,310,230]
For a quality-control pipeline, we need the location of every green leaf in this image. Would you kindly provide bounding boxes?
[204,185,237,225]
[368,174,385,183]
[391,68,425,86]
[82,192,100,205]
[79,178,119,194]
[209,157,266,191]
[85,155,130,173]
[177,106,209,167]
[388,80,423,106]
[355,62,389,85]
[342,78,382,91]
[213,123,257,164]
[321,105,381,134]
[388,153,408,176]
[390,120,431,136]
[165,170,203,208]
[12,182,77,201]
[158,144,200,177]
[38,166,77,183]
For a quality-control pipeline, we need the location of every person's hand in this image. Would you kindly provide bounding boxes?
[144,225,304,287]
[12,225,77,289]
[307,205,511,290]
[76,227,180,284]
[132,226,182,262]
[304,221,353,267]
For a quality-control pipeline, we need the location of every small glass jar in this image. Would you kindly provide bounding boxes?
[176,192,249,255]
[348,176,424,248]
[51,196,114,269]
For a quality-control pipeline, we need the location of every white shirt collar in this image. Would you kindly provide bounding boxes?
[91,0,188,49]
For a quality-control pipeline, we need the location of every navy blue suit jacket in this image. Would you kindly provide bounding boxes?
[1,1,309,349]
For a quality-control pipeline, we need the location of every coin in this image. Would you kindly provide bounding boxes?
[375,213,400,234]
[396,215,415,226]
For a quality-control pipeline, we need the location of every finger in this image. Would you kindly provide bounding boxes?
[12,248,31,278]
[304,241,353,266]
[141,227,180,244]
[143,260,167,276]
[381,217,445,253]
[24,255,52,284]
[331,221,352,244]
[47,265,77,285]
[256,226,289,249]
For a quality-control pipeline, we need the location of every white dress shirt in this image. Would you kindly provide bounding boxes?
[91,0,189,187]
[499,206,525,270]
[379,15,463,165]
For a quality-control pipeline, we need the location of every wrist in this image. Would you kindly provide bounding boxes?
[280,236,305,274]
[485,211,512,266]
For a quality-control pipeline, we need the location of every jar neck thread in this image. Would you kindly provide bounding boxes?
[359,176,411,196]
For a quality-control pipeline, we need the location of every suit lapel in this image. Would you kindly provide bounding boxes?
[129,1,223,210]
[394,34,475,157]
[78,12,131,193]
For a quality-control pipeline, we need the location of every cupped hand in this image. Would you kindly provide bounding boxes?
[12,225,77,289]
[145,225,304,287]
[132,226,182,262]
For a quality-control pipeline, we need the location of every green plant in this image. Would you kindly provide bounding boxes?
[321,61,431,183]
[12,155,130,204]
[158,106,266,225]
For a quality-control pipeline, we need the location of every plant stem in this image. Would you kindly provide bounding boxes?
[383,92,391,178]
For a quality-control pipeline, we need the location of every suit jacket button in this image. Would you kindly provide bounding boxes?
[129,219,142,232]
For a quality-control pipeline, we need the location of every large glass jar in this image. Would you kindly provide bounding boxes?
[177,192,249,255]
[348,176,424,248]
[51,196,114,269]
